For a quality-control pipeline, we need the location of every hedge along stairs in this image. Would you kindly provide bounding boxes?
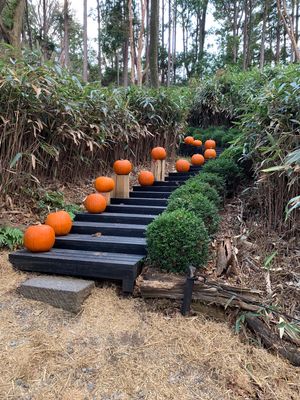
[9,147,223,294]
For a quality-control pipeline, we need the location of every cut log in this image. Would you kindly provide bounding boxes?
[245,316,300,367]
[216,237,238,276]
[138,270,263,312]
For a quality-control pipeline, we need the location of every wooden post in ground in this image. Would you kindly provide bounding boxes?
[112,174,130,198]
[151,160,166,181]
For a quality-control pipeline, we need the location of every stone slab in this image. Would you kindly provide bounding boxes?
[18,276,95,313]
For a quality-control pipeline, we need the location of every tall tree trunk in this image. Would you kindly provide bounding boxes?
[83,0,88,82]
[198,0,208,62]
[0,0,25,48]
[63,0,70,69]
[277,0,300,61]
[243,0,249,70]
[296,0,299,43]
[137,0,147,86]
[233,0,238,63]
[123,0,129,87]
[128,0,135,84]
[260,0,269,69]
[276,9,281,63]
[161,0,165,84]
[172,1,177,84]
[96,0,101,82]
[166,0,171,86]
[25,0,32,49]
[43,0,46,39]
[145,0,150,84]
[149,0,159,87]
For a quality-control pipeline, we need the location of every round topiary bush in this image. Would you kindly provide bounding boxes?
[146,209,209,273]
[202,158,241,193]
[188,172,226,196]
[167,192,220,236]
[168,181,221,209]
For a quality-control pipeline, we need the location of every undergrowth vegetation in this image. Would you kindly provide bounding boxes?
[188,65,300,235]
[0,51,190,195]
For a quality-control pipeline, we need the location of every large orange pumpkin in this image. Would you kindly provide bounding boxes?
[113,160,133,175]
[204,149,217,159]
[24,225,55,252]
[175,159,190,172]
[205,139,216,149]
[184,136,194,145]
[84,193,107,213]
[94,176,115,192]
[151,147,167,160]
[45,210,72,236]
[193,139,202,147]
[191,154,205,166]
[138,170,155,186]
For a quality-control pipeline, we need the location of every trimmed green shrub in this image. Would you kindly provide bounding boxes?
[168,181,221,208]
[166,192,220,236]
[189,173,226,196]
[0,227,23,250]
[146,209,209,273]
[202,158,241,193]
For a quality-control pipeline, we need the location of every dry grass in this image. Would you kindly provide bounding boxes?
[0,252,299,400]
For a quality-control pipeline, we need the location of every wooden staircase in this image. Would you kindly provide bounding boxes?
[9,149,222,293]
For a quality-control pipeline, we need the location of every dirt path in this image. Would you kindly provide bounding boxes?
[0,252,299,400]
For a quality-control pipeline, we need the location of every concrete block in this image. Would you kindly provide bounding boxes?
[18,276,95,313]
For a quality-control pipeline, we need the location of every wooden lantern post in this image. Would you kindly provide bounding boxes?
[98,191,112,205]
[151,147,167,182]
[111,160,132,199]
[151,159,166,181]
[112,173,130,198]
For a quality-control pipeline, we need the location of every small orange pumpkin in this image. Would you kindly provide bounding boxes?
[113,160,133,175]
[24,225,55,252]
[94,176,115,193]
[193,139,202,147]
[84,193,107,213]
[184,136,194,145]
[191,154,205,166]
[204,149,217,159]
[175,159,190,172]
[151,147,167,160]
[138,170,155,186]
[205,139,216,149]
[45,210,72,236]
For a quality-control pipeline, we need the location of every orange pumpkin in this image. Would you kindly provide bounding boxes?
[205,139,216,149]
[113,160,133,175]
[84,193,107,213]
[204,149,217,159]
[24,225,55,252]
[138,170,155,186]
[45,210,72,236]
[184,136,194,145]
[191,154,205,166]
[175,159,190,172]
[94,176,115,193]
[151,147,167,160]
[193,139,202,147]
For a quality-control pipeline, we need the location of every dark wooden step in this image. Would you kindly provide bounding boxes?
[130,191,170,198]
[55,234,147,255]
[133,185,177,193]
[111,197,168,207]
[169,171,198,177]
[72,221,146,237]
[165,176,190,182]
[9,248,143,293]
[153,181,181,187]
[106,204,165,215]
[75,212,155,225]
